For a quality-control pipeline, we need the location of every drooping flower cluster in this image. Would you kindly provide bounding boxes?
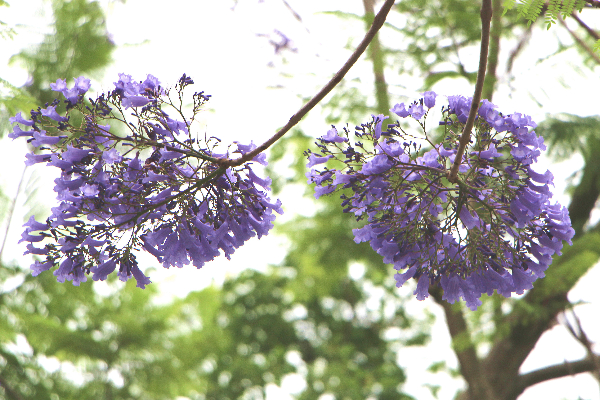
[11,73,282,288]
[306,92,574,309]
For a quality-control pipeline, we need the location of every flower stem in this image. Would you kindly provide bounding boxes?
[447,0,493,183]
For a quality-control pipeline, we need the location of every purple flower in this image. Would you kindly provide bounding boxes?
[102,148,122,164]
[25,153,51,166]
[372,114,387,138]
[414,274,430,300]
[32,131,64,147]
[9,112,34,126]
[31,260,54,276]
[41,106,69,122]
[122,95,151,109]
[9,125,34,139]
[423,91,437,108]
[50,79,68,92]
[91,259,117,281]
[24,215,49,232]
[321,127,347,143]
[13,73,282,289]
[62,145,91,163]
[25,243,49,255]
[391,103,410,118]
[307,94,573,309]
[306,153,332,168]
[131,264,152,288]
[314,184,335,199]
[408,103,425,120]
[74,76,91,93]
[18,231,45,243]
[362,154,392,175]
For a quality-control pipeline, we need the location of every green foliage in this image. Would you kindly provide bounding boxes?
[9,0,114,105]
[545,0,562,28]
[503,0,588,29]
[0,262,179,399]
[0,78,37,136]
[535,114,600,161]
[530,233,600,300]
[424,70,477,89]
[391,0,526,92]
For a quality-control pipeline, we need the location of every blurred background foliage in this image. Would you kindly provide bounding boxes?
[1,0,599,399]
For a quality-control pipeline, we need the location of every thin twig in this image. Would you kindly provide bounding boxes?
[447,0,493,183]
[559,14,600,65]
[506,24,533,76]
[0,165,27,262]
[562,309,600,383]
[217,0,397,168]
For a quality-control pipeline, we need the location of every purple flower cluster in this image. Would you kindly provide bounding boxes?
[306,92,574,310]
[11,74,282,288]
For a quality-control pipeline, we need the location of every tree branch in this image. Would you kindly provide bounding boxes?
[0,165,27,262]
[505,24,532,77]
[430,287,496,399]
[362,0,391,116]
[217,0,397,168]
[582,0,600,8]
[516,354,600,394]
[482,0,503,101]
[483,233,600,399]
[447,0,493,183]
[562,310,600,382]
[0,373,25,400]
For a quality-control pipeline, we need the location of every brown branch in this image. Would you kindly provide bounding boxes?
[483,232,600,399]
[447,0,493,183]
[430,287,495,399]
[559,14,600,65]
[562,310,600,382]
[217,0,397,168]
[0,373,25,400]
[281,0,303,24]
[505,24,533,77]
[516,354,600,394]
[482,0,503,101]
[582,0,600,8]
[0,165,27,262]
[362,0,391,115]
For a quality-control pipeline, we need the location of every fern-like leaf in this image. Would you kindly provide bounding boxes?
[516,0,534,20]
[502,0,518,16]
[575,0,587,12]
[526,0,546,27]
[561,0,577,19]
[545,0,562,29]
[505,0,590,32]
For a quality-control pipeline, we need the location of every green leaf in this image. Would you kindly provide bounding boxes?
[535,114,600,162]
[9,0,114,104]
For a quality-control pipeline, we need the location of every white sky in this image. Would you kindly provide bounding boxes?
[1,1,599,399]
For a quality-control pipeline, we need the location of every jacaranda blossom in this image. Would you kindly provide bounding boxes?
[12,73,282,288]
[306,91,574,310]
